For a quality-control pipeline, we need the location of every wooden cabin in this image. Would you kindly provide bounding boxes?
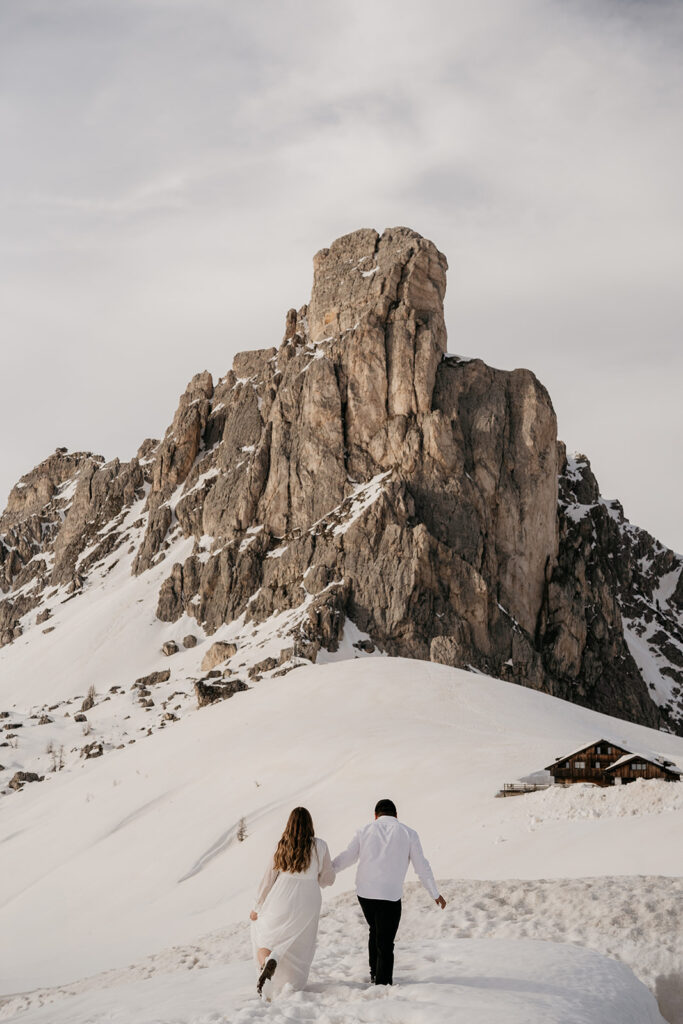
[602,752,682,785]
[546,739,681,787]
[545,740,631,787]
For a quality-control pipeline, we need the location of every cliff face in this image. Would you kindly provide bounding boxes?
[541,452,683,730]
[0,227,679,732]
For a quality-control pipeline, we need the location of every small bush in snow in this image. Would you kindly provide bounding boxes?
[82,685,97,712]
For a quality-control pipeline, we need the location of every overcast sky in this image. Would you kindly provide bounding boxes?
[1,0,681,550]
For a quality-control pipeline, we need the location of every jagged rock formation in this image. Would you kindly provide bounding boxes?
[545,452,683,730]
[1,227,681,732]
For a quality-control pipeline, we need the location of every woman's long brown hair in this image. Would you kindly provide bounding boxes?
[273,807,315,873]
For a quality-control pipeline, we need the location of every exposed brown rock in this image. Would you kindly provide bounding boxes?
[9,771,43,790]
[536,449,677,729]
[131,372,214,575]
[248,657,278,679]
[201,641,237,672]
[134,670,171,687]
[194,678,248,708]
[81,742,103,759]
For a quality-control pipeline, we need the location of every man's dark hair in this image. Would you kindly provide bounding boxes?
[375,798,397,817]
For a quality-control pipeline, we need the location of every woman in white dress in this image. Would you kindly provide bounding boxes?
[250,806,335,997]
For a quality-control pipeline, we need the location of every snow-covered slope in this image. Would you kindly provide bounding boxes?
[0,927,666,1024]
[1,658,682,1019]
[0,491,383,794]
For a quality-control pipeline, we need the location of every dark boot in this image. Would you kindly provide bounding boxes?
[257,957,277,997]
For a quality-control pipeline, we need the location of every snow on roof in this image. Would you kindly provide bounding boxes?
[545,736,683,773]
[604,752,682,774]
[545,738,630,769]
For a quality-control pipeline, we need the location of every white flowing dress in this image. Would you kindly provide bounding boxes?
[251,837,335,993]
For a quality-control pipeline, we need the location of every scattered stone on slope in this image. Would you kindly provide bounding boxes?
[200,641,237,672]
[80,742,103,759]
[9,771,43,790]
[194,678,248,708]
[248,657,278,679]
[134,670,171,687]
[161,641,179,656]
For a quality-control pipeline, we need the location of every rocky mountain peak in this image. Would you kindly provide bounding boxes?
[1,227,681,736]
[308,226,447,345]
[1,449,99,531]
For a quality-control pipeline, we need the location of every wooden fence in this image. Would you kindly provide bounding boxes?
[495,782,551,798]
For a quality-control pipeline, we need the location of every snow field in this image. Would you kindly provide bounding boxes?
[1,658,682,1018]
[2,881,673,1023]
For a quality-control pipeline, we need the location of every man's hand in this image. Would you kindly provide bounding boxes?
[435,895,447,909]
[250,910,258,921]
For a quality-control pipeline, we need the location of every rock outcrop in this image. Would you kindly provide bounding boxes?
[1,227,680,732]
[9,771,43,790]
[540,451,682,729]
[0,445,149,644]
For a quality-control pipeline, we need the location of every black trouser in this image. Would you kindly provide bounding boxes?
[357,896,402,985]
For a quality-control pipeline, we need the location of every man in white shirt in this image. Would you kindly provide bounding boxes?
[332,798,446,985]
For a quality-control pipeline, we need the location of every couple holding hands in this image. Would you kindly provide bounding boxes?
[250,799,446,997]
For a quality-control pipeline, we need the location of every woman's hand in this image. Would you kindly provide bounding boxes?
[250,910,258,921]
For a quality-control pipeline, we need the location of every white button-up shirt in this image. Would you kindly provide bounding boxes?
[332,815,439,902]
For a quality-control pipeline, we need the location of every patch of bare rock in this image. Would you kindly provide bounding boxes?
[194,678,248,708]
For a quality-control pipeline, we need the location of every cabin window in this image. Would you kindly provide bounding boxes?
[594,761,601,769]
[575,761,585,769]
[632,762,647,771]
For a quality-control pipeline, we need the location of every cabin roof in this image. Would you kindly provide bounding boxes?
[603,752,682,775]
[545,737,681,775]
[544,738,629,771]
